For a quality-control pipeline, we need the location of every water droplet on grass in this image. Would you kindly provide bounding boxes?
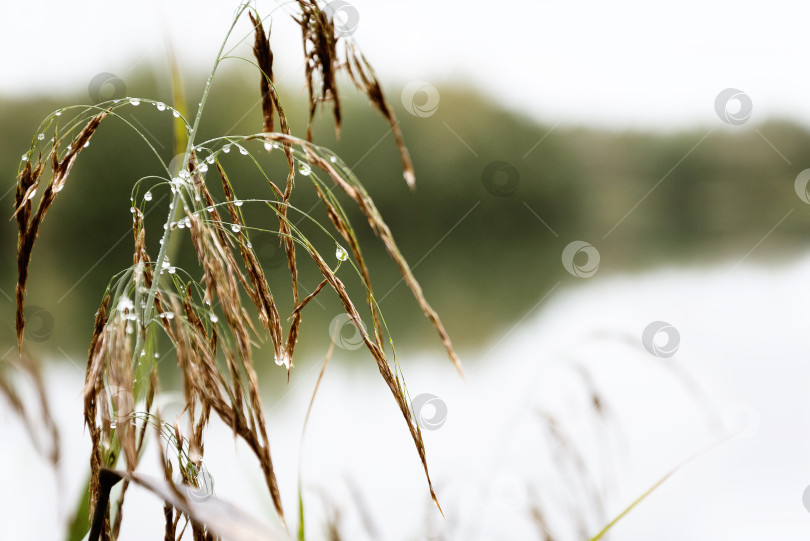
[231,224,241,233]
[298,162,311,176]
[156,102,166,111]
[144,191,153,201]
[129,98,140,106]
[336,244,348,261]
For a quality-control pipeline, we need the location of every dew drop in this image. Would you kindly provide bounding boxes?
[156,102,166,111]
[37,133,45,141]
[199,163,208,173]
[330,155,337,163]
[210,314,218,323]
[83,141,90,148]
[154,353,160,358]
[298,162,311,176]
[172,110,180,118]
[26,189,37,201]
[231,224,241,233]
[264,142,272,151]
[206,155,215,164]
[55,110,62,116]
[110,421,117,429]
[274,352,290,369]
[129,98,140,106]
[222,145,231,153]
[21,154,28,162]
[335,244,348,261]
[144,191,153,201]
[168,267,176,274]
[130,207,136,213]
[234,201,243,207]
[239,146,248,155]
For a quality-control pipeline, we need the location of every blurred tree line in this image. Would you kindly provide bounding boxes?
[2,66,809,364]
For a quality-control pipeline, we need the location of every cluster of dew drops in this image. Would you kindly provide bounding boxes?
[45,97,350,349]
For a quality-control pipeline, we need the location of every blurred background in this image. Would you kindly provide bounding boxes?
[2,0,810,539]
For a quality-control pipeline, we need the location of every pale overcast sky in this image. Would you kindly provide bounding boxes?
[1,0,809,131]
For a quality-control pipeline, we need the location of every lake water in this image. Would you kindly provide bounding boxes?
[3,254,810,540]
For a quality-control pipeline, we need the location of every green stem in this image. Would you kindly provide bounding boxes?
[135,2,251,360]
